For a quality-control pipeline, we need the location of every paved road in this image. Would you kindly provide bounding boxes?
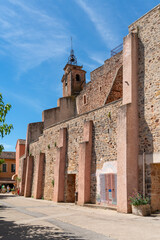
[0,194,160,240]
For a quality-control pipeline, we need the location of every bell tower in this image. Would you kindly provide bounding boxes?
[61,39,86,97]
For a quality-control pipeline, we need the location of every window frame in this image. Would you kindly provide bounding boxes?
[11,163,16,173]
[2,163,7,173]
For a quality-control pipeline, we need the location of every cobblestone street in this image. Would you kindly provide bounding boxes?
[0,194,160,240]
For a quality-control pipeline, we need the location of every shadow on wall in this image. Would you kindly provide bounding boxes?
[64,128,69,203]
[90,123,97,203]
[138,39,153,197]
[0,217,86,240]
[42,154,46,199]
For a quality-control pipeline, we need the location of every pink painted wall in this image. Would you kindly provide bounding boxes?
[117,33,139,213]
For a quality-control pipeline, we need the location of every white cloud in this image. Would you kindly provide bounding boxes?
[1,88,47,113]
[3,143,15,151]
[89,55,104,65]
[75,0,119,49]
[0,0,70,75]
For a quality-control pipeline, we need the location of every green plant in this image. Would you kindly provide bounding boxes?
[129,192,150,206]
[41,197,44,200]
[51,179,54,187]
[16,177,21,182]
[54,142,57,147]
[0,93,13,154]
[48,144,50,149]
[108,111,111,119]
[0,159,5,172]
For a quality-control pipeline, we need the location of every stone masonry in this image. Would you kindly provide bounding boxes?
[16,5,160,213]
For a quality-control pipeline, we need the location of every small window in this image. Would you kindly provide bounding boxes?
[83,95,87,105]
[65,77,67,86]
[99,86,102,92]
[76,74,81,82]
[2,163,7,172]
[11,164,15,173]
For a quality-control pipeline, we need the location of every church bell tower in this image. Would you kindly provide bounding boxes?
[61,39,86,97]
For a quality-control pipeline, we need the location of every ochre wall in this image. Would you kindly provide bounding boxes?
[0,159,15,179]
[16,142,25,175]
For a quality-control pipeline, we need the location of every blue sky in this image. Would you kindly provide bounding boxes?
[0,0,159,152]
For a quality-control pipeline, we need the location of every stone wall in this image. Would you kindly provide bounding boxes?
[76,52,122,114]
[42,96,76,129]
[29,99,122,201]
[129,5,160,154]
[151,163,160,212]
[128,5,160,198]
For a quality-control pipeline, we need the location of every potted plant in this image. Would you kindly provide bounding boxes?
[129,192,151,216]
[11,188,15,194]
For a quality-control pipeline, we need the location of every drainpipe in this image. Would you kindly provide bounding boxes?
[143,149,146,197]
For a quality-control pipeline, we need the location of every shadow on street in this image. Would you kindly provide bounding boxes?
[0,217,86,240]
[0,194,16,200]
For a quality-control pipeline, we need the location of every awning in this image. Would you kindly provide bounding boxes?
[0,180,16,184]
[12,174,17,180]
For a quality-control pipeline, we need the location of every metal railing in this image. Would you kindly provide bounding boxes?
[111,43,123,57]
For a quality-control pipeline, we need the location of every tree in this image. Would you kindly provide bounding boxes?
[0,93,13,154]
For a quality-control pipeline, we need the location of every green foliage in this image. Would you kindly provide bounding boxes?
[108,111,111,119]
[54,142,57,147]
[0,93,13,153]
[16,177,21,182]
[51,179,54,187]
[0,158,5,172]
[0,158,5,165]
[48,144,50,149]
[129,192,150,206]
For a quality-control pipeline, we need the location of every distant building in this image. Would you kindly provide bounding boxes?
[0,151,16,187]
[16,5,160,213]
[15,139,26,175]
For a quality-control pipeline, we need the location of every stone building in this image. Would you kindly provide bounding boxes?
[16,5,160,213]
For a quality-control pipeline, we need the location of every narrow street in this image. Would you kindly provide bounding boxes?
[0,193,160,240]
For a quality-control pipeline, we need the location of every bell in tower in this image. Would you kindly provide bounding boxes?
[61,38,86,97]
[67,37,77,65]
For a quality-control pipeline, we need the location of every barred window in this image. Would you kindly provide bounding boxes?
[11,164,15,173]
[2,163,7,172]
